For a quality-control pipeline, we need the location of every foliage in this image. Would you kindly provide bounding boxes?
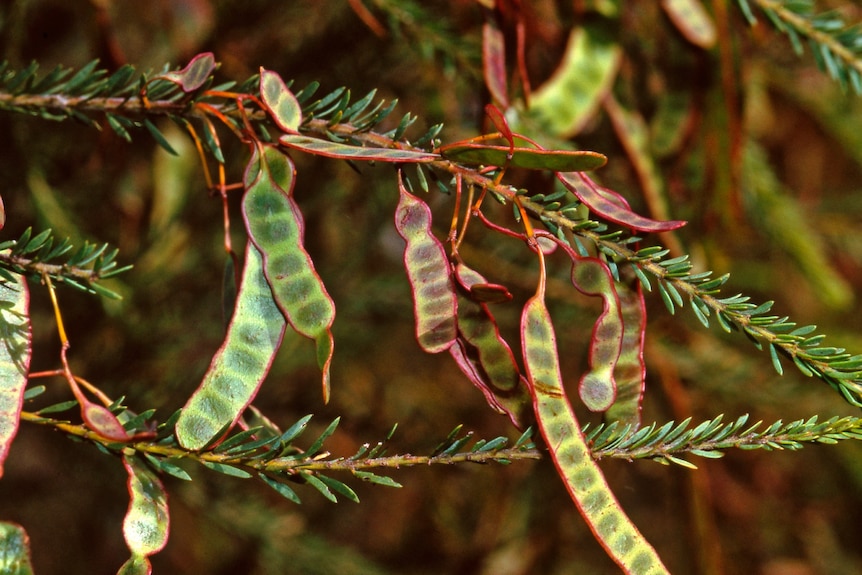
[0,1,861,574]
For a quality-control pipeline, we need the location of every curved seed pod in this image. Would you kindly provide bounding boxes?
[280,134,438,163]
[605,282,647,427]
[118,454,169,575]
[448,338,507,413]
[242,145,336,401]
[521,275,669,575]
[440,143,607,172]
[0,273,30,478]
[570,257,623,412]
[394,172,457,353]
[464,283,513,304]
[558,171,686,232]
[451,263,530,428]
[176,243,287,451]
[454,261,513,304]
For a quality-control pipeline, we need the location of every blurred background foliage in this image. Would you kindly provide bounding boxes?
[0,1,861,574]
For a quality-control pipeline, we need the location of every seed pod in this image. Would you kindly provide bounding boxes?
[260,68,302,133]
[520,273,668,575]
[242,144,336,401]
[570,257,623,412]
[605,282,647,427]
[0,522,33,573]
[482,17,509,108]
[558,171,686,232]
[154,52,216,93]
[454,262,512,304]
[450,262,530,428]
[440,143,607,172]
[280,134,438,163]
[119,454,169,574]
[394,172,457,353]
[176,242,287,451]
[0,272,30,478]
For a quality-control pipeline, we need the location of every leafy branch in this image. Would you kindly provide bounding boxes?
[737,0,862,93]
[589,414,862,468]
[7,53,857,447]
[3,44,862,572]
[23,391,862,499]
[20,401,538,505]
[0,227,130,298]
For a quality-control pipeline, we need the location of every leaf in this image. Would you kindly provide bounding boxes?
[557,171,687,232]
[175,242,287,451]
[394,171,458,353]
[527,26,621,137]
[520,279,669,574]
[316,474,360,503]
[260,473,302,504]
[155,52,216,93]
[0,272,30,478]
[769,343,784,376]
[200,460,252,478]
[570,257,623,412]
[353,470,403,488]
[279,134,438,163]
[661,0,717,49]
[143,119,179,156]
[304,417,340,458]
[278,414,314,445]
[242,144,336,402]
[303,472,337,502]
[120,455,169,575]
[440,142,607,172]
[0,522,34,575]
[260,68,302,133]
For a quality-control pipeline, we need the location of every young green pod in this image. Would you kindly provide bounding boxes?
[520,273,668,575]
[605,282,647,427]
[242,144,336,401]
[0,522,34,573]
[570,257,623,412]
[394,172,457,353]
[118,454,169,575]
[176,242,287,451]
[260,68,302,133]
[280,134,438,163]
[0,272,30,478]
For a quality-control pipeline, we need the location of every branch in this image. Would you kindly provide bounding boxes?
[738,0,862,93]
[591,414,862,468]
